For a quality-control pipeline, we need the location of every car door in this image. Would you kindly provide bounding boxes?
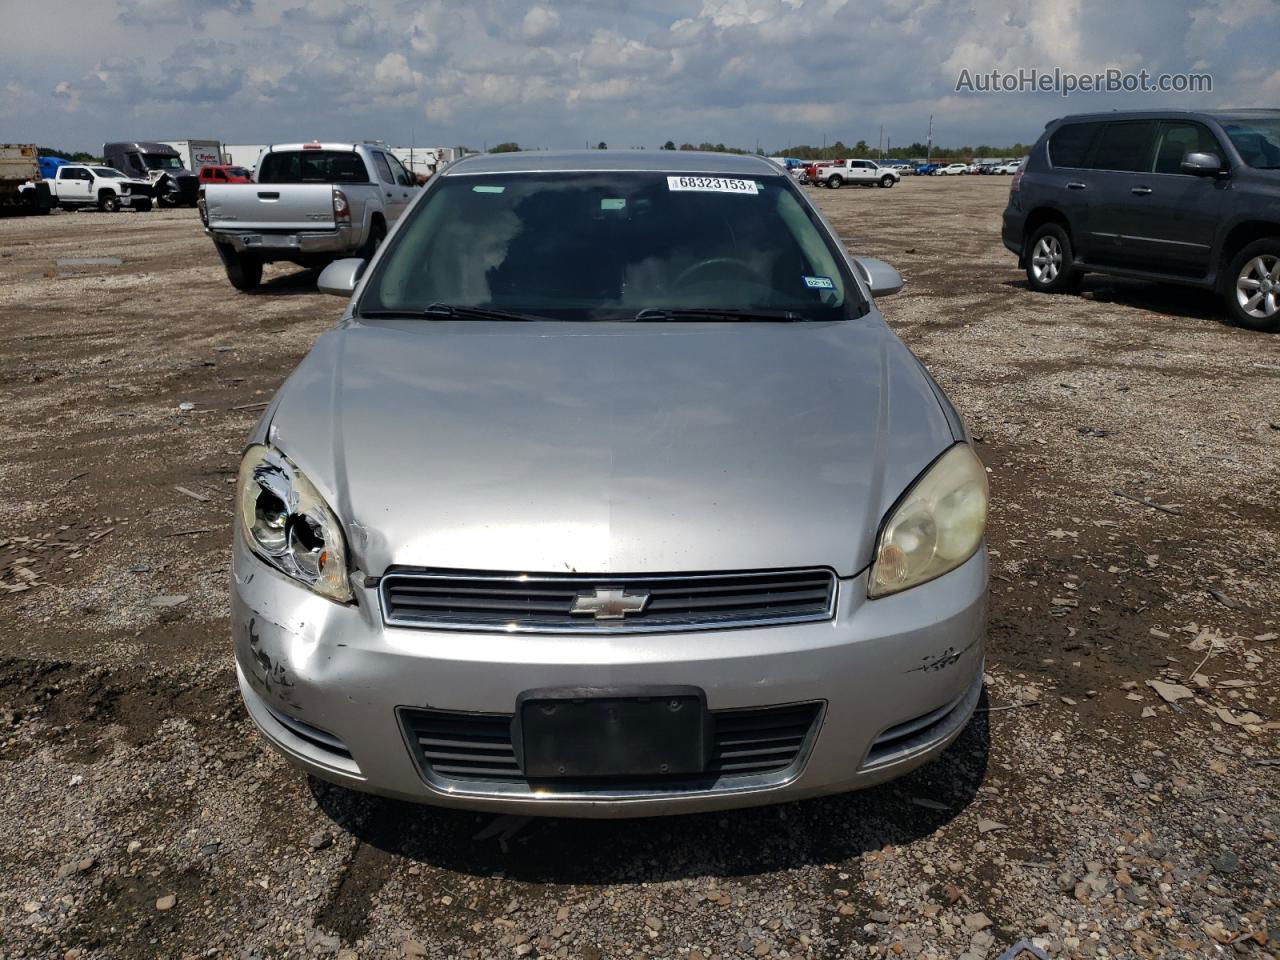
[63,168,90,202]
[1067,120,1157,267]
[370,151,408,222]
[1118,119,1228,277]
[53,169,74,201]
[386,154,417,220]
[849,161,875,184]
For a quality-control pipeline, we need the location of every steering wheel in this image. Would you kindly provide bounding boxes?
[674,257,757,288]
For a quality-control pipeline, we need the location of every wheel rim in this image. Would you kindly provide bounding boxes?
[1031,236,1063,283]
[1236,254,1280,319]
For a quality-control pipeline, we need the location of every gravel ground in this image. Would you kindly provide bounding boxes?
[0,178,1277,960]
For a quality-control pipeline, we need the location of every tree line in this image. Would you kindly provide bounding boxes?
[486,140,1032,160]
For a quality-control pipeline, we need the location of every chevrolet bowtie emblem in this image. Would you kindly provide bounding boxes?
[570,586,650,620]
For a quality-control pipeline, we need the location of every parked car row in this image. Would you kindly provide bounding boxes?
[784,157,1025,187]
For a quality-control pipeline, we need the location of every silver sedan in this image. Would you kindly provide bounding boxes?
[232,151,988,817]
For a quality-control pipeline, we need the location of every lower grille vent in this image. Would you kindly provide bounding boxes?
[401,702,822,788]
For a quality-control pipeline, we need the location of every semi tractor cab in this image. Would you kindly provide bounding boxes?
[103,142,199,207]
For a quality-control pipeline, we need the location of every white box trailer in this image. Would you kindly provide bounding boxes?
[389,147,440,177]
[160,140,224,173]
[223,144,268,173]
[389,146,464,177]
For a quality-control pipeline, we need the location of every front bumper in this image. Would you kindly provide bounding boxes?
[233,539,987,817]
[208,224,352,255]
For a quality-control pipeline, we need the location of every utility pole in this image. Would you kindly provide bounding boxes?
[926,114,933,162]
[878,124,883,161]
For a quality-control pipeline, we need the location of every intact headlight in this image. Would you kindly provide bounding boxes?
[869,443,988,598]
[236,444,352,603]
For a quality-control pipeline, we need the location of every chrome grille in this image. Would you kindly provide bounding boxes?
[379,568,837,633]
[400,702,823,788]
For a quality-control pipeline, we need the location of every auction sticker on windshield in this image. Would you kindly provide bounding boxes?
[666,176,759,195]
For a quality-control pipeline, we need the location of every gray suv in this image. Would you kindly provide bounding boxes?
[1002,109,1280,331]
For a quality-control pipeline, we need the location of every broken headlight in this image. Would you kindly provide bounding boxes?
[869,443,988,598]
[236,444,352,603]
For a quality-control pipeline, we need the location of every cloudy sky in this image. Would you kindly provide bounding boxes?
[3,0,1276,154]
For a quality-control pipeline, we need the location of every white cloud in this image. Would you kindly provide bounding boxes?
[118,0,253,27]
[2,0,1270,153]
[522,5,561,42]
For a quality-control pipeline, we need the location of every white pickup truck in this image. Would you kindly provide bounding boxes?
[201,142,418,290]
[812,159,901,189]
[46,164,154,211]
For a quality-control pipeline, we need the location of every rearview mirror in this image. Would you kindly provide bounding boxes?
[1181,152,1224,176]
[853,257,904,298]
[318,258,366,297]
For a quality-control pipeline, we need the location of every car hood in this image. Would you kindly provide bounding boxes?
[266,318,959,578]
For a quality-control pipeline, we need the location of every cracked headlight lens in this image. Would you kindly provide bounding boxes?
[236,444,352,603]
[869,443,988,598]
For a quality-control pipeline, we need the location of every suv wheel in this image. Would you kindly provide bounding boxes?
[827,175,843,189]
[1226,239,1280,332]
[98,193,120,213]
[1025,223,1080,293]
[879,175,894,188]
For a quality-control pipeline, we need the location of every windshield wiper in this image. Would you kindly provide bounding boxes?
[361,304,545,322]
[630,307,804,322]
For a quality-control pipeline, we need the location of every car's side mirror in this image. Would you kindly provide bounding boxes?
[1181,152,1224,176]
[853,256,904,298]
[318,258,366,297]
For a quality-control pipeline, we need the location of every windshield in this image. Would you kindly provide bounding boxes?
[257,150,369,184]
[359,171,864,321]
[142,154,184,171]
[1221,117,1280,169]
[92,167,125,178]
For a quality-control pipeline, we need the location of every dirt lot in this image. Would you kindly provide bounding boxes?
[0,178,1277,960]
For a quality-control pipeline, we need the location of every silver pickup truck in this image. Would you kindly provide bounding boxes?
[201,142,417,290]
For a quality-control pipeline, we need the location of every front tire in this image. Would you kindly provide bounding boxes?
[222,250,263,291]
[1225,238,1280,332]
[879,175,895,188]
[1025,223,1081,293]
[827,175,843,190]
[98,193,120,213]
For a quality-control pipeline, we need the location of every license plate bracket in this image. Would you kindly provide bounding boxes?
[514,686,709,779]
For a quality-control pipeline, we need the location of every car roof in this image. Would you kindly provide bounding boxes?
[441,150,782,177]
[1051,107,1280,126]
